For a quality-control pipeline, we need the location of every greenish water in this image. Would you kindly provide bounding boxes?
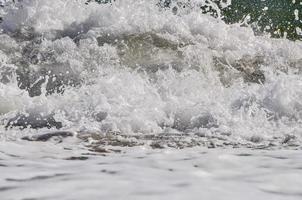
[222,0,301,41]
[157,0,302,41]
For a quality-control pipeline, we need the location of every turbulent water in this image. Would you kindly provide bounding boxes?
[0,0,302,199]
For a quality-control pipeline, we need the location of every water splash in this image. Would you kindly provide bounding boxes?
[0,0,301,148]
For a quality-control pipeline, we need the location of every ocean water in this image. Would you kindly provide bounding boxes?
[220,0,302,40]
[0,0,302,199]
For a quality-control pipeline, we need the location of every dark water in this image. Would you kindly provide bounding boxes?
[181,0,301,40]
[222,0,301,41]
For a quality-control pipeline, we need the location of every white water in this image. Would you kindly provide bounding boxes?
[0,0,302,199]
[1,141,302,200]
[0,0,302,141]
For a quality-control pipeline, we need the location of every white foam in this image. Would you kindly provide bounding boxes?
[0,0,301,143]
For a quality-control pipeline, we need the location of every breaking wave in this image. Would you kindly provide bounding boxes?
[0,0,302,148]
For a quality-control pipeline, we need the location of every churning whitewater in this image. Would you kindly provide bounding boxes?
[0,0,302,147]
[1,1,302,200]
